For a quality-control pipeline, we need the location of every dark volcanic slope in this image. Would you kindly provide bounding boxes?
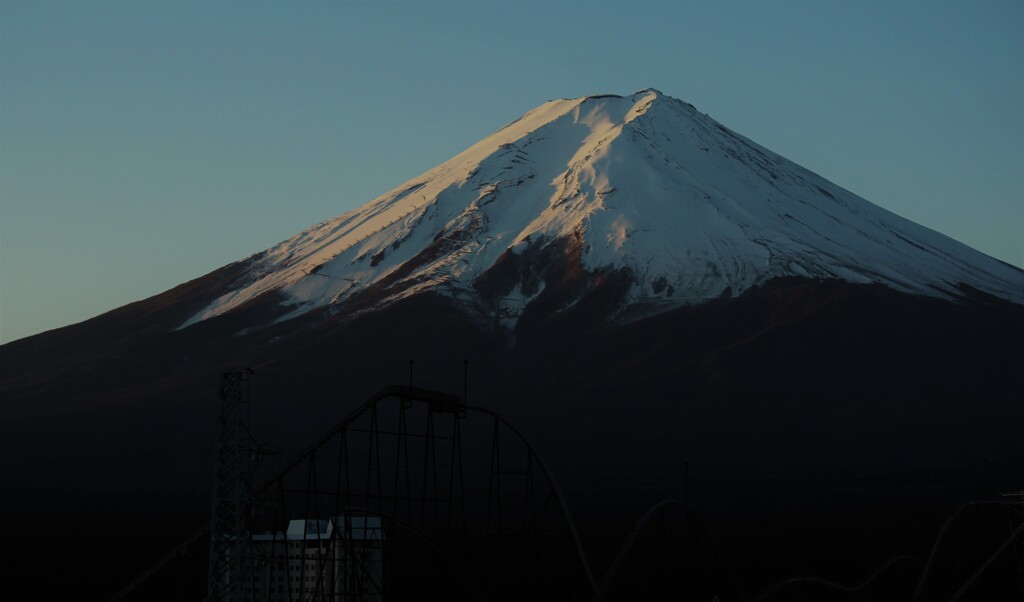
[3,274,1023,600]
[3,276,1022,501]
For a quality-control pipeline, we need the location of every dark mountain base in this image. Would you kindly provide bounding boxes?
[2,276,1022,599]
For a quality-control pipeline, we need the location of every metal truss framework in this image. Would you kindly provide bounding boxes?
[112,380,1024,601]
[207,370,255,601]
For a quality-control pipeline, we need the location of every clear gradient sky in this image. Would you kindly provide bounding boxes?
[1,0,1022,343]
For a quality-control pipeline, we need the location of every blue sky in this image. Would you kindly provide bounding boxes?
[1,0,1021,343]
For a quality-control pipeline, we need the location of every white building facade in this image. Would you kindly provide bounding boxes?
[236,516,383,602]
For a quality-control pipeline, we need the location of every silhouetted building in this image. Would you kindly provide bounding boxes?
[236,516,383,601]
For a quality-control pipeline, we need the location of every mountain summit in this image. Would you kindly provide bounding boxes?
[181,89,1023,332]
[5,91,1024,601]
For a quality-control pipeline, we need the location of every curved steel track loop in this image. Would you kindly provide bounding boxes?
[466,404,600,596]
[753,555,922,602]
[948,523,1024,602]
[755,577,872,602]
[912,500,1003,601]
[593,498,739,602]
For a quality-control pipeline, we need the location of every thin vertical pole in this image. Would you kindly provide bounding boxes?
[420,409,434,529]
[684,461,689,503]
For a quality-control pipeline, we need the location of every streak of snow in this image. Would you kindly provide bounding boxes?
[179,89,1024,330]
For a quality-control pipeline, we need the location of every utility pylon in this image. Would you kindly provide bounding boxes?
[206,370,254,602]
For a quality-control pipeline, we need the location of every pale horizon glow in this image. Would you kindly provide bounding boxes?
[1,1,1022,343]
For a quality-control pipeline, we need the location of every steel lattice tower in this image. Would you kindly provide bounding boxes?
[206,370,253,602]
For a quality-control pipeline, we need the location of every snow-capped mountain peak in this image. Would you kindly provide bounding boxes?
[180,90,1024,330]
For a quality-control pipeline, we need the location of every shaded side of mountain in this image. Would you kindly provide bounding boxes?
[3,275,1021,505]
[3,276,1023,599]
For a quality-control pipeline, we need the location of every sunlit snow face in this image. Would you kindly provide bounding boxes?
[178,90,1024,332]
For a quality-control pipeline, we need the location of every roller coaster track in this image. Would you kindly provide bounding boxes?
[753,555,922,602]
[753,499,1022,602]
[252,385,600,595]
[594,498,740,601]
[912,500,1003,601]
[112,384,599,601]
[468,403,600,596]
[948,523,1024,602]
[111,383,1023,601]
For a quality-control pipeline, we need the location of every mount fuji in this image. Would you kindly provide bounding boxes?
[3,91,1024,599]
[177,89,1023,335]
[5,87,1024,490]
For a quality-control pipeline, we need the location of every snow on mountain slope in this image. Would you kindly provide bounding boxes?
[180,89,1024,330]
